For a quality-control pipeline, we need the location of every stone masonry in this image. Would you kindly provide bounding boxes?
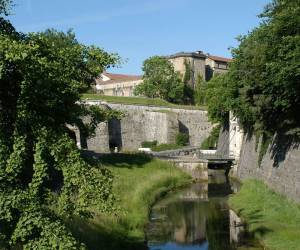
[237,134,300,202]
[83,101,213,152]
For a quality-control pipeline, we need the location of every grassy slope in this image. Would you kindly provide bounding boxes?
[70,153,191,250]
[81,94,206,110]
[229,179,300,250]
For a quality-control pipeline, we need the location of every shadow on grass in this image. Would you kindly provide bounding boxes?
[68,217,148,250]
[82,151,153,169]
[238,208,273,240]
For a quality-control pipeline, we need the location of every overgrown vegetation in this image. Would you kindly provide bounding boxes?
[141,140,158,148]
[194,77,207,106]
[182,59,195,104]
[205,0,300,163]
[69,154,191,250]
[200,125,221,149]
[0,2,122,248]
[229,179,300,250]
[175,132,189,146]
[206,0,300,137]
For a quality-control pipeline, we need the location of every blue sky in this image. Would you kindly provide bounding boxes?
[8,0,270,75]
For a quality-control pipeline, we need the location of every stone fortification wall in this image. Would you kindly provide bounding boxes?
[220,112,300,202]
[237,134,300,202]
[84,102,213,152]
[86,122,110,152]
[216,123,229,157]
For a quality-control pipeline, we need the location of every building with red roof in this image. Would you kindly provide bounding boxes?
[205,54,233,80]
[94,72,142,96]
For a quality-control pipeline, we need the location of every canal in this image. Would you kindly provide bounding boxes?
[146,171,262,250]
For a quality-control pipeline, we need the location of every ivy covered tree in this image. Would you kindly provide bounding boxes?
[0,4,121,249]
[206,0,300,137]
[134,56,184,103]
[194,77,207,106]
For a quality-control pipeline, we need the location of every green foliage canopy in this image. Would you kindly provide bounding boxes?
[206,0,300,136]
[0,16,120,249]
[134,56,184,103]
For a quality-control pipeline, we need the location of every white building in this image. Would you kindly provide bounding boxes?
[94,72,142,97]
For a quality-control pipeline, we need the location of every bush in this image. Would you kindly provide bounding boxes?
[141,140,157,148]
[175,133,189,146]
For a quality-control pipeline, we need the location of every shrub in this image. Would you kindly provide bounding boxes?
[141,140,157,148]
[175,133,189,146]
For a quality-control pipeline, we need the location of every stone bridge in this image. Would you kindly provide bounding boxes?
[148,147,234,181]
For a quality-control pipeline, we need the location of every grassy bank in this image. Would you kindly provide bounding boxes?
[69,153,191,250]
[229,179,300,250]
[81,94,206,110]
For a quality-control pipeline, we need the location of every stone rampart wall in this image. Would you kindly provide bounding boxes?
[237,134,300,202]
[84,102,213,152]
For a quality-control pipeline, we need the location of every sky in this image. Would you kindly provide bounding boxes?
[8,0,270,75]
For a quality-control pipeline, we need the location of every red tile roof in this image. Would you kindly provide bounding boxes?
[207,55,233,63]
[96,72,142,85]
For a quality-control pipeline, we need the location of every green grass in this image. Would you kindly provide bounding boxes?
[151,143,183,152]
[81,94,206,110]
[229,179,300,250]
[69,153,191,250]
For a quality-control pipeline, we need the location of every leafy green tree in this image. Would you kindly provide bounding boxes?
[207,0,300,137]
[134,56,184,103]
[0,10,120,249]
[205,74,233,124]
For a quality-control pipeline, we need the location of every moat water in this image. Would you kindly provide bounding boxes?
[146,171,262,250]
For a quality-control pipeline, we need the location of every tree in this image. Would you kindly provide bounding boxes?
[206,0,300,137]
[205,74,233,124]
[134,56,184,103]
[0,14,121,250]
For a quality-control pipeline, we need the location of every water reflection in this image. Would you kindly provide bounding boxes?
[147,173,260,250]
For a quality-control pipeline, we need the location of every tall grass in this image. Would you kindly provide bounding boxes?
[69,153,191,250]
[229,179,300,250]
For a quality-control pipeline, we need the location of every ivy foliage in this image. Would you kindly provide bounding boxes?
[206,0,300,137]
[194,77,207,106]
[182,59,195,104]
[134,56,184,103]
[0,12,121,249]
